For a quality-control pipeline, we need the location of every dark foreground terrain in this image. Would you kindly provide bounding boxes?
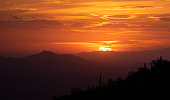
[1,49,170,100]
[54,57,170,100]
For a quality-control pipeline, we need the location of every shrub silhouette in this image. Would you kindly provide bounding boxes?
[54,57,170,100]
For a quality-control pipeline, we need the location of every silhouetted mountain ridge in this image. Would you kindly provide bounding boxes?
[22,51,58,61]
[76,48,170,64]
[1,49,170,100]
[20,51,85,63]
[0,51,101,100]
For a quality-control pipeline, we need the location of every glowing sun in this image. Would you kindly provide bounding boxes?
[99,47,112,51]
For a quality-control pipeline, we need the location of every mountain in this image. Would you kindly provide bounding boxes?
[76,48,170,69]
[0,51,104,100]
[21,51,85,63]
[23,51,58,60]
[1,48,170,100]
[77,48,170,62]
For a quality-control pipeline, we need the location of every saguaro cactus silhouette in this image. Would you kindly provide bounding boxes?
[144,63,147,69]
[99,74,102,88]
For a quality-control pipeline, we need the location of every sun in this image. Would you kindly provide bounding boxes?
[99,46,112,51]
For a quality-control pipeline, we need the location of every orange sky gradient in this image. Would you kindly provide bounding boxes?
[0,0,170,56]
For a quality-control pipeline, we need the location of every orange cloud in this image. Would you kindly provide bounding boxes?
[1,0,170,54]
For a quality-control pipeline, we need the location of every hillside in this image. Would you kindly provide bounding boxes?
[77,48,170,63]
[0,51,101,100]
[1,49,170,100]
[54,57,170,100]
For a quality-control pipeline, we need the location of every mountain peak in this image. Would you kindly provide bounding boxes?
[23,51,58,61]
[38,51,57,56]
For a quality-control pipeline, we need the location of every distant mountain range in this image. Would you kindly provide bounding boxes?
[0,51,103,100]
[76,48,170,69]
[21,51,86,63]
[0,48,170,100]
[76,48,170,62]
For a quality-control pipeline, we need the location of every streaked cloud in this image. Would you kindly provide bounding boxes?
[1,0,170,53]
[159,18,170,21]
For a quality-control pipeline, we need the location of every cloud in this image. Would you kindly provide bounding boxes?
[9,15,23,20]
[0,20,64,31]
[106,15,136,20]
[159,18,170,21]
[68,0,158,3]
[88,40,140,46]
[0,0,170,52]
[132,6,153,8]
[120,5,154,9]
[0,9,31,15]
[0,9,37,20]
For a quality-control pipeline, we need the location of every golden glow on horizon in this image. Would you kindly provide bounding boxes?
[99,46,112,51]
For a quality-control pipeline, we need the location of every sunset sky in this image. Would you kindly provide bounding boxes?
[1,0,170,56]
